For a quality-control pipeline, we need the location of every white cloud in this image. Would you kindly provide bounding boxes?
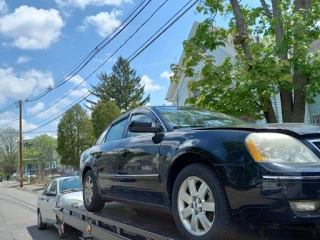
[69,88,88,97]
[66,74,86,86]
[0,0,8,15]
[0,94,6,104]
[35,97,72,119]
[160,70,173,80]
[55,0,131,9]
[140,75,163,92]
[0,68,54,101]
[79,10,122,37]
[27,102,44,114]
[0,6,64,50]
[16,55,31,64]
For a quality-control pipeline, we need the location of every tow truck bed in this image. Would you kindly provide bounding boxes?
[54,202,183,240]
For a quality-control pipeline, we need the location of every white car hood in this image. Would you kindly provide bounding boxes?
[58,191,83,208]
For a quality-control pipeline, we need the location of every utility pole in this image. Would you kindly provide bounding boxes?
[19,100,23,188]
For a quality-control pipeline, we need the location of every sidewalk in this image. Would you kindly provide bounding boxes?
[1,180,45,196]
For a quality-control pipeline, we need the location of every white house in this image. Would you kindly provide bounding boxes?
[165,21,320,124]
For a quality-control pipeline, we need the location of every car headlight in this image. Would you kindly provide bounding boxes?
[245,132,320,164]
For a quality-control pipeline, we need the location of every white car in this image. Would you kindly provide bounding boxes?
[37,176,83,237]
[12,173,20,178]
[24,173,36,178]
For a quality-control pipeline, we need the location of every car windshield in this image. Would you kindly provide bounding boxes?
[59,177,82,193]
[155,106,245,129]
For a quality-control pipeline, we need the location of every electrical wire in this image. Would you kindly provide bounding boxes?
[0,0,149,115]
[26,0,167,119]
[0,118,19,130]
[25,0,199,133]
[26,0,151,103]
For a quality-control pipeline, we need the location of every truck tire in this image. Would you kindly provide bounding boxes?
[37,210,47,230]
[83,170,105,212]
[172,163,238,240]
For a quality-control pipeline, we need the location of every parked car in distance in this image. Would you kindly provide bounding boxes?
[24,172,36,179]
[12,173,19,178]
[62,171,78,177]
[80,106,320,240]
[37,176,82,237]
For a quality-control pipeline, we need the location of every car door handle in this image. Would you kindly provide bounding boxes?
[120,149,129,157]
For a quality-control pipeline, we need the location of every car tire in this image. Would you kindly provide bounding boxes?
[83,170,105,212]
[172,163,238,240]
[37,210,47,230]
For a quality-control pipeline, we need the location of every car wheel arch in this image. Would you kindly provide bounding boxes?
[166,149,228,202]
[82,166,92,184]
[82,166,103,196]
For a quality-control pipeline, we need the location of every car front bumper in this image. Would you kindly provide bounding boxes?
[224,173,320,226]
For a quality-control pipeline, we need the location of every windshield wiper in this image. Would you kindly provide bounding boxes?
[173,125,206,129]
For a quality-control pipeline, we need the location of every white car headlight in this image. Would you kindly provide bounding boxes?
[245,132,320,164]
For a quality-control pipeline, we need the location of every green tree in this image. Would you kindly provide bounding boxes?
[24,134,57,169]
[87,56,150,112]
[91,101,121,138]
[57,104,94,169]
[178,0,320,123]
[0,128,19,174]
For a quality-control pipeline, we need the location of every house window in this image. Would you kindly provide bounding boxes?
[313,114,320,124]
[194,89,201,97]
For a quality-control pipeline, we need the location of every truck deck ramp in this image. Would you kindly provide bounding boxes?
[54,202,183,240]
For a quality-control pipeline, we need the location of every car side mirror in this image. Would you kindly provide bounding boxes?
[128,120,162,133]
[46,191,56,197]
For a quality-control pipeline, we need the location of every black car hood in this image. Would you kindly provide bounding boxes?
[190,123,320,136]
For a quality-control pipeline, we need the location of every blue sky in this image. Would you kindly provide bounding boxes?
[0,0,239,138]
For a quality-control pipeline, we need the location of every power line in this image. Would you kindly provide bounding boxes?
[0,118,19,130]
[0,0,149,115]
[26,0,167,119]
[26,0,151,103]
[25,0,199,133]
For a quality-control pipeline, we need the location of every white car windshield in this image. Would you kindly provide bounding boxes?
[59,178,82,193]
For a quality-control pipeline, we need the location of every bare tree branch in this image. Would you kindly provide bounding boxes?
[260,0,273,19]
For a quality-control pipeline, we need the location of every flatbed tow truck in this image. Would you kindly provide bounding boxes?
[54,202,320,240]
[54,202,183,240]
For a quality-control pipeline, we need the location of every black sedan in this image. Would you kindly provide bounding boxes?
[80,106,320,240]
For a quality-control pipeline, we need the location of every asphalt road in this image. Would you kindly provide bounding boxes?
[0,181,80,240]
[0,180,319,240]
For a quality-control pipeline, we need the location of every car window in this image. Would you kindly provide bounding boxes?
[105,118,129,142]
[127,114,154,138]
[59,177,82,193]
[95,130,107,145]
[42,182,52,195]
[50,180,57,194]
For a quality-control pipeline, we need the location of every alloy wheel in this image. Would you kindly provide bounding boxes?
[84,175,94,205]
[177,176,215,236]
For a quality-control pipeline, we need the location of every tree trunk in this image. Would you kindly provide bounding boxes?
[271,0,294,123]
[264,99,278,123]
[230,0,253,61]
[291,0,310,122]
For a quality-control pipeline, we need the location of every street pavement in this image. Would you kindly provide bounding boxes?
[0,180,79,240]
[0,180,319,240]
